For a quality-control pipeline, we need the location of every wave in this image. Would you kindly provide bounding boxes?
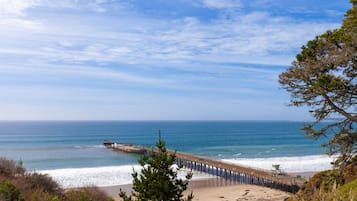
[38,165,213,188]
[222,154,335,173]
[39,154,335,188]
[39,165,140,188]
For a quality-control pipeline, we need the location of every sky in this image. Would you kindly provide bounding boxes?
[0,0,352,121]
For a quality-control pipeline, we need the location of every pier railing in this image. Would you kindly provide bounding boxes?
[106,143,303,193]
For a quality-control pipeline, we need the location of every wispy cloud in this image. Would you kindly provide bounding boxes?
[0,0,351,120]
[0,62,168,85]
[201,0,242,9]
[2,12,336,66]
[0,0,38,16]
[0,0,43,32]
[0,0,342,67]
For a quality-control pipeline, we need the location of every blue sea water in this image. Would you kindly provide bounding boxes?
[0,121,333,187]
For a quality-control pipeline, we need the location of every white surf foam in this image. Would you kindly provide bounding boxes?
[39,155,333,188]
[39,165,141,188]
[222,154,335,173]
[39,165,213,188]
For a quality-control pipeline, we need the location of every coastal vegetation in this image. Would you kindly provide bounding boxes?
[280,0,357,200]
[0,157,114,201]
[287,157,357,200]
[119,133,193,201]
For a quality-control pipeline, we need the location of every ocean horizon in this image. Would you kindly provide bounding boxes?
[0,120,334,188]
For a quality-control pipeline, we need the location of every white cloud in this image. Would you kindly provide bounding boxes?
[0,0,38,16]
[0,0,116,19]
[0,0,345,120]
[0,0,341,67]
[0,4,340,70]
[0,18,43,31]
[0,63,168,85]
[38,0,122,13]
[0,0,45,33]
[0,8,339,67]
[202,0,242,9]
[325,9,344,17]
[132,13,337,66]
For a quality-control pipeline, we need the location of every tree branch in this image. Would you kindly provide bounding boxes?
[321,92,357,122]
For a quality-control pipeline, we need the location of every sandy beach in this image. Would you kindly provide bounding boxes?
[186,184,291,201]
[100,177,293,201]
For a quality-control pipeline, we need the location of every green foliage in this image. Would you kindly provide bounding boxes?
[0,181,24,201]
[30,188,60,201]
[338,177,357,200]
[288,162,357,200]
[291,170,341,201]
[279,0,357,168]
[65,190,94,201]
[119,132,193,201]
[65,187,114,201]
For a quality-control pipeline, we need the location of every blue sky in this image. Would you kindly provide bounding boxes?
[0,0,351,120]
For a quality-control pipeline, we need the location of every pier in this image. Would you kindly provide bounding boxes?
[105,141,303,193]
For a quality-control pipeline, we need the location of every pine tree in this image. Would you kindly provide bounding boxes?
[119,131,193,201]
[279,1,356,167]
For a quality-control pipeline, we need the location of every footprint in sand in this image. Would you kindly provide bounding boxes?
[218,196,228,201]
[242,189,250,196]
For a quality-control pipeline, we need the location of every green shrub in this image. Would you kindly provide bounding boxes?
[65,187,113,201]
[0,157,67,201]
[0,157,114,201]
[65,190,93,201]
[338,177,357,200]
[30,188,60,201]
[0,181,24,201]
[290,170,344,201]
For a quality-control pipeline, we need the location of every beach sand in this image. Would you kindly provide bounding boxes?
[186,184,291,201]
[100,177,293,201]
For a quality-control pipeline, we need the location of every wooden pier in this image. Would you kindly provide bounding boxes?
[105,142,303,193]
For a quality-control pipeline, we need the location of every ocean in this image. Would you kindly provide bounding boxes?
[0,121,334,187]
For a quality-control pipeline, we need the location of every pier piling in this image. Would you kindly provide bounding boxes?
[105,142,302,193]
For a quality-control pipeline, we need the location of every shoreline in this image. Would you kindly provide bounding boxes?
[66,171,315,199]
[98,177,295,201]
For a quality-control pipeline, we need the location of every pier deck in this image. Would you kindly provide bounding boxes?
[105,142,304,193]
